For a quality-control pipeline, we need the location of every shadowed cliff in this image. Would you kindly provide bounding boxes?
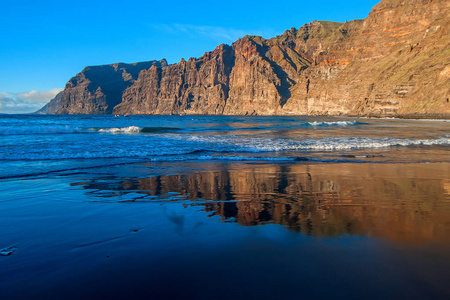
[56,60,167,114]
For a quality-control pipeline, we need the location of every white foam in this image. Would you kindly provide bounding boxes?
[98,126,142,133]
[299,137,450,150]
[307,121,358,127]
[174,134,450,152]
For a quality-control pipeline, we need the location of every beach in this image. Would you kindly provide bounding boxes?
[1,115,449,299]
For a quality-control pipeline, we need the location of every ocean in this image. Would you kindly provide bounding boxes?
[1,114,449,299]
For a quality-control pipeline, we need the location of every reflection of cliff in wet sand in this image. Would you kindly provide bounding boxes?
[78,162,450,244]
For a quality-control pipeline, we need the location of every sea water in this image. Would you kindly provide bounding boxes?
[1,114,449,178]
[1,114,449,299]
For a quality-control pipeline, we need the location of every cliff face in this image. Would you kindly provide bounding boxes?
[56,60,166,114]
[282,0,450,116]
[35,91,62,114]
[114,45,234,115]
[47,0,450,116]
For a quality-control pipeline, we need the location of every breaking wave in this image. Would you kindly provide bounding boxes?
[0,122,365,136]
[98,126,142,133]
[179,135,450,152]
[306,121,363,127]
[94,126,181,134]
[0,125,182,135]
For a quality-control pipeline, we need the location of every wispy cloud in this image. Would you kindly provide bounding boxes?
[0,88,62,114]
[173,24,248,42]
[151,23,274,43]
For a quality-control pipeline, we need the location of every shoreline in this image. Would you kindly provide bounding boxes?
[22,112,450,120]
[355,113,450,120]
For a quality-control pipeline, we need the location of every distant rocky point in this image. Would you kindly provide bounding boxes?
[39,0,450,117]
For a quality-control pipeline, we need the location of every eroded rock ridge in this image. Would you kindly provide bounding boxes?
[45,0,449,116]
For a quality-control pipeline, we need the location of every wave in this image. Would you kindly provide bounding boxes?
[88,122,362,134]
[0,121,362,136]
[181,135,450,152]
[306,121,363,127]
[1,130,449,163]
[93,126,181,134]
[0,124,182,135]
[97,126,142,133]
[297,137,450,150]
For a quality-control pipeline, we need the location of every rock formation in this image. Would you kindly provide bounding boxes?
[282,0,450,117]
[115,45,234,115]
[35,91,62,114]
[42,0,450,117]
[56,60,167,114]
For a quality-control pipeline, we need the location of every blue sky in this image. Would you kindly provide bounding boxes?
[0,0,380,113]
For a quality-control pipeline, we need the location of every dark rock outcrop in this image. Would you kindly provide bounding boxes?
[40,0,450,117]
[56,60,166,114]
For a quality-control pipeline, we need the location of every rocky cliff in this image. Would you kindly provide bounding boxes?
[282,0,450,117]
[35,91,62,114]
[44,0,450,117]
[56,60,167,114]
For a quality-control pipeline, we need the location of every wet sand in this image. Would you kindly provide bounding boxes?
[1,161,449,299]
